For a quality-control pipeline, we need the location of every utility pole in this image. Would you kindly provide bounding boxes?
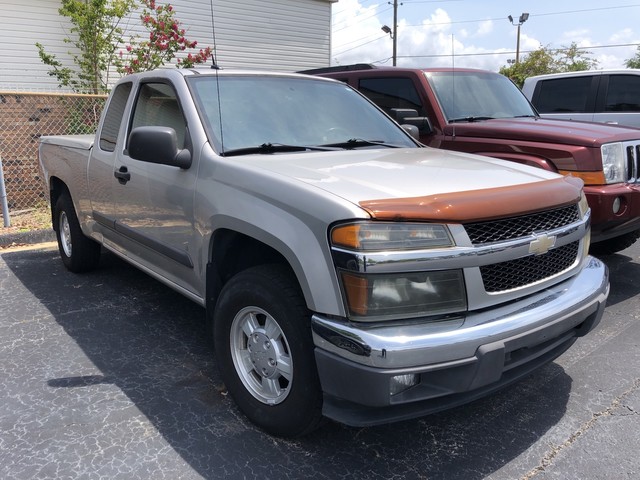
[383,1,400,66]
[392,0,398,66]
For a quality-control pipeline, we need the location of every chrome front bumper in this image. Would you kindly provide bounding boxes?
[311,256,609,426]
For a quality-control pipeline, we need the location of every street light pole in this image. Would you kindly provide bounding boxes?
[508,12,529,64]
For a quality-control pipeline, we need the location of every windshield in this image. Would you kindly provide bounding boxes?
[425,71,537,122]
[188,75,416,155]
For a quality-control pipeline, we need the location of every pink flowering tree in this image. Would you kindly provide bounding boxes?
[117,0,213,75]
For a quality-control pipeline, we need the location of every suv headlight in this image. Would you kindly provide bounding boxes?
[578,191,590,218]
[601,142,626,183]
[331,222,466,321]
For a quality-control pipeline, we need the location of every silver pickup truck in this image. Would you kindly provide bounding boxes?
[39,68,609,437]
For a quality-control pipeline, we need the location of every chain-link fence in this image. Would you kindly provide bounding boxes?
[0,92,107,216]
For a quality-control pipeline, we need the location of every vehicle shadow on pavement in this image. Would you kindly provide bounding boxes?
[598,251,640,307]
[2,247,578,480]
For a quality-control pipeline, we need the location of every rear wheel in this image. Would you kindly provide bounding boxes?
[213,264,323,437]
[590,229,640,256]
[54,193,101,272]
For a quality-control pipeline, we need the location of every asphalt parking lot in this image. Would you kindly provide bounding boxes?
[1,240,639,480]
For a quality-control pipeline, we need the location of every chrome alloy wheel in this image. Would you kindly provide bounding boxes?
[229,306,293,405]
[59,210,72,258]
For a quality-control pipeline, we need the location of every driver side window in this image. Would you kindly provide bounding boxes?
[130,83,187,149]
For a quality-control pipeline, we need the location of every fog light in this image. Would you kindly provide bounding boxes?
[612,197,621,214]
[390,374,419,396]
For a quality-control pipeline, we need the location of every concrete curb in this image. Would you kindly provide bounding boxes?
[0,228,56,247]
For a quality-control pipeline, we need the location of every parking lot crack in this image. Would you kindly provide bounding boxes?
[520,377,640,480]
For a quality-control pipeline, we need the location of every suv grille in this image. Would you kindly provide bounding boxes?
[625,143,640,183]
[464,204,580,245]
[480,241,580,292]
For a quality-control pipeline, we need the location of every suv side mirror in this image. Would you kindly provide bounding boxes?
[402,124,420,140]
[391,108,433,134]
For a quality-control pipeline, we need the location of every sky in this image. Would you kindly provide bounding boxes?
[330,0,640,71]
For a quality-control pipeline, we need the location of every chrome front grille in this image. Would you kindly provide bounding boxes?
[464,204,583,293]
[480,241,580,293]
[464,204,580,245]
[625,144,640,183]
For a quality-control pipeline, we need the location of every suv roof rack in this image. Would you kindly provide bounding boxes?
[297,64,378,75]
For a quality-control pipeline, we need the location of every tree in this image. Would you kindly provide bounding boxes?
[499,45,556,88]
[557,42,598,72]
[500,42,598,88]
[115,0,213,75]
[36,0,136,94]
[625,46,640,68]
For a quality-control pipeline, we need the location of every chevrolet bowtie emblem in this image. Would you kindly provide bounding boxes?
[529,233,556,255]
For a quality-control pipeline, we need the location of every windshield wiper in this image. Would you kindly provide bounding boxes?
[320,138,401,149]
[223,143,339,157]
[449,116,495,123]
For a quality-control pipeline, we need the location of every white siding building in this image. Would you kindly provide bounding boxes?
[0,0,336,91]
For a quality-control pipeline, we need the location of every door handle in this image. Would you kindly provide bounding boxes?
[114,166,131,185]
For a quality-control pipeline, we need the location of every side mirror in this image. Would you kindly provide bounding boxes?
[402,124,420,140]
[391,108,433,135]
[127,126,192,169]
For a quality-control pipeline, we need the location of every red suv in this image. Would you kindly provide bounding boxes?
[304,64,640,254]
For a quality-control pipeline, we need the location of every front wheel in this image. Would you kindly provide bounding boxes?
[54,193,101,273]
[213,265,323,437]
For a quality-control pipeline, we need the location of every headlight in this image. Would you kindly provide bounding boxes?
[331,222,453,251]
[339,270,467,321]
[601,142,626,184]
[578,191,590,218]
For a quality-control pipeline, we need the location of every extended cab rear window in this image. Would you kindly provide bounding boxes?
[99,82,132,152]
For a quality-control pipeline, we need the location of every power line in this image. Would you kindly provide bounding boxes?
[331,0,377,17]
[334,31,386,50]
[402,4,640,28]
[333,6,393,33]
[532,5,640,17]
[332,3,640,60]
[402,0,463,3]
[334,35,389,57]
[393,42,640,60]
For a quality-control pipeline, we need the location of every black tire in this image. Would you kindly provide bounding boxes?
[590,229,640,256]
[54,193,101,273]
[213,264,324,437]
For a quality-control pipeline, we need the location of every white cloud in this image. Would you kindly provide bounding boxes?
[476,20,493,37]
[330,2,632,72]
[331,0,391,65]
[561,29,590,42]
[332,3,520,71]
[519,34,542,52]
[609,28,634,44]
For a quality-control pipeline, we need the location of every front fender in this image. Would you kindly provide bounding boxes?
[202,211,346,316]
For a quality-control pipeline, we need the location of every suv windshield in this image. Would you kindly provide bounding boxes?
[425,71,536,122]
[188,75,416,155]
